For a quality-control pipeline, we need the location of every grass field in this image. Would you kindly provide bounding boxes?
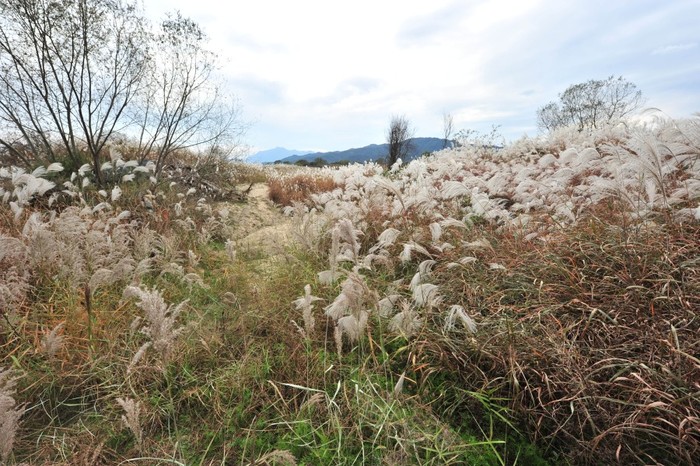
[1,116,699,464]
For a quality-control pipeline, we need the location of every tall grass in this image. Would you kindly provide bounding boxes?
[268,171,339,206]
[274,115,700,464]
[1,116,698,464]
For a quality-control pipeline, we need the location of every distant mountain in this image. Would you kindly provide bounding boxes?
[247,147,312,164]
[278,137,450,164]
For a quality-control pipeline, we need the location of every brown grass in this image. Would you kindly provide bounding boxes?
[417,207,700,464]
[268,174,339,206]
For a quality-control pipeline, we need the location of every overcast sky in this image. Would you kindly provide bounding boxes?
[145,0,700,153]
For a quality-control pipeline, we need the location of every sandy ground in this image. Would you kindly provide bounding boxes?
[226,183,296,257]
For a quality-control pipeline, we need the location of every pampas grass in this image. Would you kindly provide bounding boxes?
[443,305,477,334]
[293,284,321,337]
[116,397,144,449]
[0,367,25,463]
[123,285,189,369]
[39,321,65,359]
[2,115,698,464]
[282,115,699,464]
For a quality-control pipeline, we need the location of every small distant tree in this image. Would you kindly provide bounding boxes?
[536,76,643,132]
[309,157,326,167]
[442,112,454,148]
[453,125,503,152]
[386,114,414,166]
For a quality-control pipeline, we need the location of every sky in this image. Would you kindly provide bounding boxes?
[144,0,700,153]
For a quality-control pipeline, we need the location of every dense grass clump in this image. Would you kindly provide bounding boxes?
[268,170,340,206]
[422,213,700,464]
[282,116,700,464]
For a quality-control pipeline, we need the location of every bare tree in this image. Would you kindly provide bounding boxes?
[0,0,149,185]
[535,102,565,133]
[442,112,454,149]
[386,114,414,166]
[132,13,247,175]
[537,76,643,132]
[0,1,247,183]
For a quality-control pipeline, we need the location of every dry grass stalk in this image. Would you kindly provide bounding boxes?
[0,367,25,463]
[39,321,65,359]
[292,284,321,337]
[268,173,338,206]
[123,285,189,368]
[116,397,144,449]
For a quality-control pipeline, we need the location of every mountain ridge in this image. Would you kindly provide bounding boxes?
[247,147,312,164]
[277,137,450,164]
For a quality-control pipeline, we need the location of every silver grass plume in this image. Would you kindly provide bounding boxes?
[40,321,65,359]
[225,240,237,262]
[336,315,361,344]
[410,260,436,291]
[325,271,369,357]
[393,371,406,398]
[188,250,200,267]
[318,227,340,284]
[439,180,471,199]
[21,207,138,292]
[0,235,29,314]
[300,392,325,412]
[335,218,363,263]
[183,272,208,290]
[291,205,326,252]
[293,284,322,337]
[444,305,477,334]
[369,227,401,254]
[429,222,442,244]
[361,250,391,269]
[111,185,122,202]
[429,222,454,252]
[116,397,143,449]
[438,217,468,230]
[462,238,491,250]
[0,367,25,463]
[412,283,441,308]
[335,310,369,344]
[159,262,184,278]
[399,241,432,264]
[325,292,350,321]
[388,302,423,337]
[123,286,188,368]
[324,272,369,320]
[89,268,116,291]
[127,342,152,375]
[253,449,298,465]
[334,325,343,359]
[378,294,401,318]
[447,256,478,269]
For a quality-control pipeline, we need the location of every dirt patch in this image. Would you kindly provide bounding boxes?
[224,183,296,257]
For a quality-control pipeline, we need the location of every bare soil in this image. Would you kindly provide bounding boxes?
[227,183,295,257]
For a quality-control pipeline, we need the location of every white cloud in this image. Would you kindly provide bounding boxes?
[652,43,698,55]
[144,0,700,151]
